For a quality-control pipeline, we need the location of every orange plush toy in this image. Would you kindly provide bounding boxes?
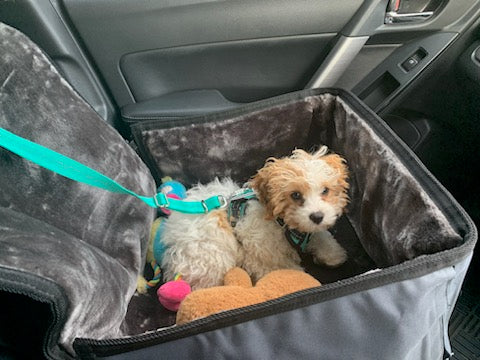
[176,267,321,325]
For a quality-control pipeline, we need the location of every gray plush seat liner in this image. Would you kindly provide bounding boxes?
[133,91,464,267]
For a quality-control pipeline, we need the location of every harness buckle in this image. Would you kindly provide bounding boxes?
[201,195,228,213]
[218,195,228,209]
[201,200,209,213]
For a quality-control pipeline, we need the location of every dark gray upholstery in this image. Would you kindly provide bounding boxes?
[0,23,156,357]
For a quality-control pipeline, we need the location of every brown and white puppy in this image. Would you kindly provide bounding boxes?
[160,146,349,290]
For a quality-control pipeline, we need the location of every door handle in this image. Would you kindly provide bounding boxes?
[385,10,434,23]
[384,0,442,24]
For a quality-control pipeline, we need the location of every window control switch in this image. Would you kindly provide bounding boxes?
[400,48,428,72]
[401,57,419,71]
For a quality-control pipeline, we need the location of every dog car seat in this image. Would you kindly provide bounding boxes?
[0,22,477,360]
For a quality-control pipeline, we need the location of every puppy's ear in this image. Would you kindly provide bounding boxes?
[322,153,349,194]
[249,160,274,210]
[322,154,348,177]
[250,157,303,220]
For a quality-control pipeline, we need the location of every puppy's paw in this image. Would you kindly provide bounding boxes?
[313,245,347,267]
[309,231,347,267]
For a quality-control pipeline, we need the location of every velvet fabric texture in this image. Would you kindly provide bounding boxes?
[0,23,156,357]
[133,93,463,267]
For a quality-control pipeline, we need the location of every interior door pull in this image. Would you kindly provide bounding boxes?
[385,11,434,24]
[305,35,369,89]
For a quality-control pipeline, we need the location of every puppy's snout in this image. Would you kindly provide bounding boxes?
[309,212,324,225]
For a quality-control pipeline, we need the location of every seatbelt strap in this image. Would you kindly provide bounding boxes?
[0,127,226,213]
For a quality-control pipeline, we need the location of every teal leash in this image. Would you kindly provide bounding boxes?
[0,127,226,214]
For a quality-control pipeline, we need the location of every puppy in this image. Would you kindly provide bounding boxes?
[160,146,349,290]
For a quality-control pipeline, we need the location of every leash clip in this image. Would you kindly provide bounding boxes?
[154,193,169,208]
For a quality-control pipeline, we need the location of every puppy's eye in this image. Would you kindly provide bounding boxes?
[291,191,303,201]
[322,187,329,195]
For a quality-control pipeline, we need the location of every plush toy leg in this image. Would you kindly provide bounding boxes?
[223,267,253,287]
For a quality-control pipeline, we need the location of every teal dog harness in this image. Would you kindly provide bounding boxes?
[276,218,312,254]
[227,188,258,227]
[227,188,311,254]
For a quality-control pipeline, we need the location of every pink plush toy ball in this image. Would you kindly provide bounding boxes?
[157,277,191,312]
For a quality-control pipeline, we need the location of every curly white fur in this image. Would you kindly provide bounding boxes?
[161,148,349,290]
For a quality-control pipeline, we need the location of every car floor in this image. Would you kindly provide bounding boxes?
[449,272,480,359]
[391,64,480,359]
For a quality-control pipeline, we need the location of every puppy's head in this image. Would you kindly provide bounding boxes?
[249,147,349,233]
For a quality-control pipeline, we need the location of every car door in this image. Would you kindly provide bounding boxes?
[1,0,479,127]
[1,0,361,131]
[1,1,478,131]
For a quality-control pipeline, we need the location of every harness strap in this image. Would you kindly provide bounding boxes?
[276,218,312,254]
[226,188,312,255]
[0,127,225,213]
[227,188,257,227]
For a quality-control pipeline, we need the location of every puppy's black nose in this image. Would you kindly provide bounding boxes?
[309,212,324,224]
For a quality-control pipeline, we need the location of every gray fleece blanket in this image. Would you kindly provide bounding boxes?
[0,23,156,358]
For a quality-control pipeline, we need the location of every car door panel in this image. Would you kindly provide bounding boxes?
[352,32,458,111]
[120,34,335,104]
[60,0,364,106]
[334,0,480,112]
[1,0,479,126]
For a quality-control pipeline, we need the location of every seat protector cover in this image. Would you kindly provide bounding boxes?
[0,23,156,357]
